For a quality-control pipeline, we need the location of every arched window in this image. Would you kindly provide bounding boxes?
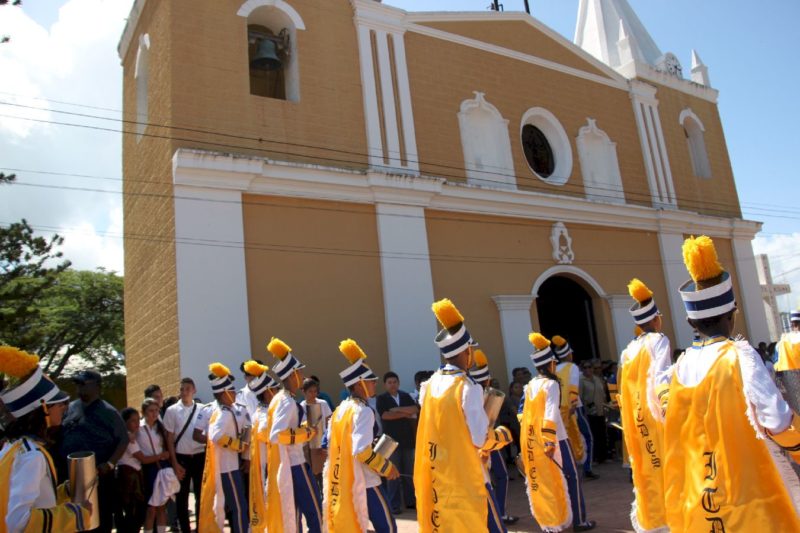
[134,34,150,140]
[457,92,516,189]
[576,118,625,204]
[520,107,572,186]
[680,109,711,179]
[239,0,305,102]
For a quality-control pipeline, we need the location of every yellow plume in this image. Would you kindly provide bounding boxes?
[628,278,653,304]
[634,325,644,337]
[267,337,292,360]
[244,360,269,377]
[209,363,230,378]
[0,346,40,379]
[339,339,367,365]
[682,235,724,283]
[431,298,464,329]
[529,332,550,351]
[473,349,488,368]
[551,335,567,348]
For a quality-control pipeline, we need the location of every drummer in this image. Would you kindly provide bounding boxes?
[323,339,399,532]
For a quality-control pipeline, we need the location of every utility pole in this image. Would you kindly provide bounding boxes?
[523,0,530,14]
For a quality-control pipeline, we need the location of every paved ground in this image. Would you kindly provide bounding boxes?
[394,461,635,533]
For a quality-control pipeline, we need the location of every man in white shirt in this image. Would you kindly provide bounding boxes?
[163,377,205,533]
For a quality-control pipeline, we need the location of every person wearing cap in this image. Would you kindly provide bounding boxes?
[550,336,589,476]
[662,236,800,531]
[198,363,251,533]
[237,361,261,420]
[0,346,92,532]
[414,298,513,533]
[775,308,800,413]
[241,360,280,532]
[265,337,322,533]
[616,278,671,532]
[469,349,519,526]
[59,367,127,533]
[322,339,399,532]
[520,333,596,532]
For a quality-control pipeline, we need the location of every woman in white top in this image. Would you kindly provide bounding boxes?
[117,407,145,533]
[136,398,172,533]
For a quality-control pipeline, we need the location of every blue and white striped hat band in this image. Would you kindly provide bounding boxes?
[553,342,571,360]
[339,361,378,387]
[435,323,474,359]
[272,353,306,381]
[679,272,736,320]
[530,347,556,368]
[791,310,800,322]
[248,372,280,396]
[630,298,659,325]
[209,374,235,393]
[0,367,62,418]
[470,365,490,383]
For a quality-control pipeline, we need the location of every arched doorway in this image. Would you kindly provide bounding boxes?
[535,275,599,363]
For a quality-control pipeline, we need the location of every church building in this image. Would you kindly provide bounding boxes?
[119,0,769,399]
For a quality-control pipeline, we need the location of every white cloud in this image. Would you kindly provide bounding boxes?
[753,233,800,313]
[57,206,124,273]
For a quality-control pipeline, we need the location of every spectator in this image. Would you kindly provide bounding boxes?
[511,366,532,386]
[59,369,128,533]
[409,370,433,403]
[301,377,332,483]
[508,381,524,411]
[309,375,335,410]
[375,372,418,514]
[144,384,164,411]
[496,385,521,471]
[116,408,145,533]
[163,378,205,533]
[580,361,608,464]
[137,398,173,533]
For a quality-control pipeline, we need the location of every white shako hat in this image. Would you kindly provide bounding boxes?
[267,337,306,381]
[244,360,280,395]
[791,309,800,323]
[529,333,556,369]
[0,346,68,419]
[432,298,477,359]
[208,362,235,393]
[628,278,660,325]
[469,349,491,383]
[679,236,736,320]
[551,335,571,361]
[338,339,378,387]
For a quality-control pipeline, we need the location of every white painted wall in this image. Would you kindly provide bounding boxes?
[375,203,439,388]
[173,185,252,400]
[607,295,634,356]
[492,295,535,381]
[733,238,771,343]
[658,231,695,349]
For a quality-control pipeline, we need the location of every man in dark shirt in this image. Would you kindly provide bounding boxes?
[59,369,128,533]
[375,372,418,514]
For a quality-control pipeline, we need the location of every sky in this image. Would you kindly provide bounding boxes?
[1,0,799,313]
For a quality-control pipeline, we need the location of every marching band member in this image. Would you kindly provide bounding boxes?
[241,360,280,532]
[520,334,596,532]
[618,279,670,532]
[551,336,589,472]
[198,363,251,533]
[663,236,800,531]
[323,339,398,532]
[236,361,262,420]
[414,298,512,533]
[775,308,800,413]
[266,337,322,533]
[0,346,91,533]
[470,349,518,526]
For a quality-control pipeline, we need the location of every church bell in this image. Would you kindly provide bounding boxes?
[250,38,282,71]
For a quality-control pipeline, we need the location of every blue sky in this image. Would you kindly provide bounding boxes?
[2,0,799,312]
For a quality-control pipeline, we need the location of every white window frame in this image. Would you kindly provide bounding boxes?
[520,107,573,186]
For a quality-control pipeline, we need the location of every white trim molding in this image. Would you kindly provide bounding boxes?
[492,295,535,380]
[657,231,695,349]
[118,0,147,61]
[458,92,516,190]
[520,107,573,186]
[679,108,711,179]
[606,294,635,356]
[531,265,607,299]
[576,118,625,204]
[237,0,306,30]
[732,238,771,344]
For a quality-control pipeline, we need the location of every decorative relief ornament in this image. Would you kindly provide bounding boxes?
[656,52,683,78]
[550,222,575,264]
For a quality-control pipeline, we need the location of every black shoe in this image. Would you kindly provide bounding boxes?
[584,471,600,480]
[573,520,597,531]
[406,504,416,510]
[502,515,519,525]
[391,508,402,515]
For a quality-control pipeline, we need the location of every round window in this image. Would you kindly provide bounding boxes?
[521,124,555,178]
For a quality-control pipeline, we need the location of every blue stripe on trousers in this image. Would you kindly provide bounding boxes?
[489,450,508,517]
[486,482,507,533]
[220,470,248,533]
[291,463,322,533]
[367,485,397,533]
[576,406,594,474]
[559,438,587,525]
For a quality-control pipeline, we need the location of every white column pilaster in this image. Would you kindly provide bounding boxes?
[732,238,771,343]
[492,295,535,380]
[173,185,252,399]
[375,203,438,387]
[606,295,634,357]
[658,231,695,349]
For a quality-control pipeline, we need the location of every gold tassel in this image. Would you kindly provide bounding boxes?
[209,362,230,378]
[0,346,40,379]
[339,339,367,364]
[682,235,724,283]
[473,349,488,368]
[244,360,269,377]
[431,298,464,329]
[528,332,550,351]
[627,278,653,303]
[266,337,292,360]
